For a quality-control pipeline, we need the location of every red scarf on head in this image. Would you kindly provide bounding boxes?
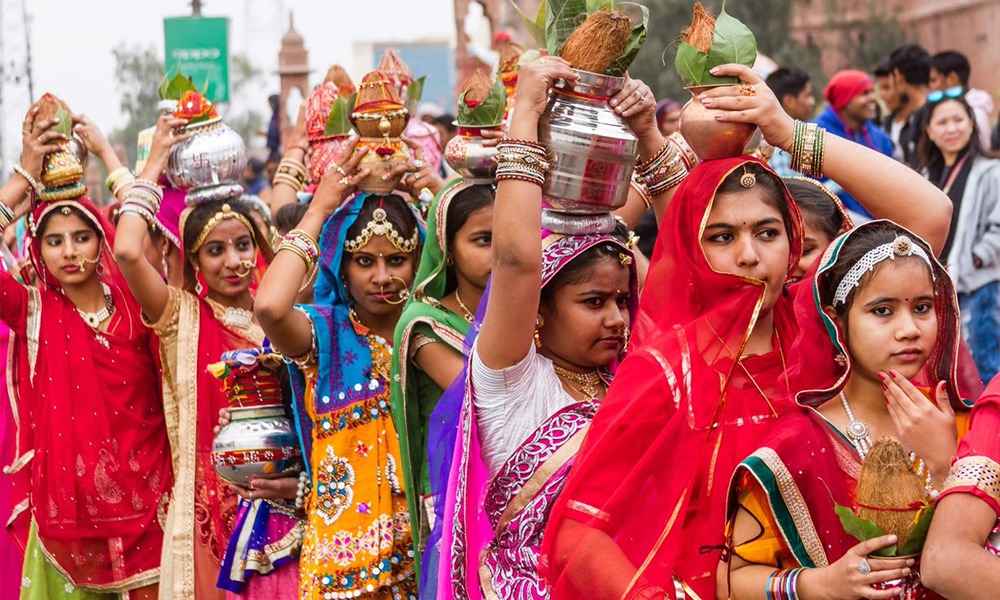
[542,157,805,600]
[7,197,173,587]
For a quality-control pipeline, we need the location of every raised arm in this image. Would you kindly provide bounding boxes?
[255,138,369,358]
[112,115,189,322]
[475,58,577,369]
[705,64,952,255]
[269,104,309,214]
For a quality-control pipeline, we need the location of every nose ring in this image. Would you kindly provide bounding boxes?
[380,276,411,305]
[235,258,256,278]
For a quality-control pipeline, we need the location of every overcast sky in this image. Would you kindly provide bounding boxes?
[0,0,457,166]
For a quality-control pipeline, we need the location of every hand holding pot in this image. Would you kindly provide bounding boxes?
[697,63,795,152]
[611,77,658,137]
[511,56,580,123]
[307,136,369,218]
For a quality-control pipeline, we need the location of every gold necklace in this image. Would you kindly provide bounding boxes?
[454,289,474,323]
[552,364,605,400]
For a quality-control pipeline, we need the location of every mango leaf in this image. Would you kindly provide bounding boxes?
[459,79,508,127]
[324,96,355,137]
[158,71,197,101]
[835,502,891,543]
[675,41,709,88]
[509,0,547,48]
[898,504,935,556]
[704,5,757,84]
[585,0,613,12]
[405,76,427,114]
[606,2,648,77]
[52,107,73,138]
[546,0,588,56]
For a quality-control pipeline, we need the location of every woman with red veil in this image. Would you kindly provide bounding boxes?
[0,101,173,598]
[541,63,955,600]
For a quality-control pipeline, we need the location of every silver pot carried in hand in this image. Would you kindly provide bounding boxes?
[538,69,638,235]
[167,117,247,205]
[444,125,502,184]
[212,406,301,485]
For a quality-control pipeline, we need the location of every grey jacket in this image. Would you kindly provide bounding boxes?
[943,157,1000,294]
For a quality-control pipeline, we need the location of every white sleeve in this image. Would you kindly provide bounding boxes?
[469,341,540,412]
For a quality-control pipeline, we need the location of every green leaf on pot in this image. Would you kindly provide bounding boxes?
[405,76,427,114]
[606,2,648,77]
[158,71,197,101]
[546,0,588,56]
[325,96,355,137]
[585,0,613,12]
[704,6,757,85]
[458,79,507,127]
[510,0,547,48]
[52,108,73,138]
[675,41,709,87]
[835,502,890,544]
[898,504,935,556]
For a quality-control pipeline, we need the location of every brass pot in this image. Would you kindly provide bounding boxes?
[679,85,757,161]
[355,137,408,195]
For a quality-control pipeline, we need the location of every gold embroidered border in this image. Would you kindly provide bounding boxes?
[25,286,40,382]
[942,456,1000,506]
[754,448,829,568]
[37,534,160,592]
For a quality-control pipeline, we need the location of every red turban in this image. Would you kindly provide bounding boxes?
[823,69,874,112]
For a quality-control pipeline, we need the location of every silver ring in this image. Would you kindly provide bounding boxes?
[21,129,30,135]
[857,558,871,575]
[336,165,346,176]
[413,159,426,170]
[37,135,43,142]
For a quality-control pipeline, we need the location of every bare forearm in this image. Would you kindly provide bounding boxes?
[923,494,1000,599]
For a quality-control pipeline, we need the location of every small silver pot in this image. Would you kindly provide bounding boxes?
[211,405,301,485]
[167,117,247,205]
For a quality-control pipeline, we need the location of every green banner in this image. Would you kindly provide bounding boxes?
[163,16,230,103]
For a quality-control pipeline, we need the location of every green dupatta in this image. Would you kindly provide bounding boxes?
[390,179,477,558]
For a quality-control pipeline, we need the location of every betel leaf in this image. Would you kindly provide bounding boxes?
[158,70,197,101]
[835,502,891,543]
[704,5,757,85]
[459,79,507,127]
[510,0,547,47]
[52,107,73,138]
[405,76,427,114]
[898,504,935,556]
[324,96,355,137]
[606,2,648,77]
[546,0,588,56]
[675,41,709,87]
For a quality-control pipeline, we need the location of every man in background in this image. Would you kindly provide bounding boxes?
[764,66,816,176]
[888,44,932,167]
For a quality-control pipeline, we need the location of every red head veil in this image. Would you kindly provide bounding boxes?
[542,157,804,599]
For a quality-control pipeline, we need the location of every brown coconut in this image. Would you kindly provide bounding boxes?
[498,40,525,74]
[560,9,634,74]
[856,438,928,548]
[461,71,494,105]
[323,64,355,95]
[680,3,716,54]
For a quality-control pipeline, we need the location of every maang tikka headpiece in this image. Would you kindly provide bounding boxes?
[344,203,419,254]
[833,235,934,306]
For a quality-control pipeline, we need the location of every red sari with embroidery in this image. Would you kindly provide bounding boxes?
[1,198,173,591]
[542,157,805,600]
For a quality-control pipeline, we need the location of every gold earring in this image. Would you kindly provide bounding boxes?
[534,318,542,349]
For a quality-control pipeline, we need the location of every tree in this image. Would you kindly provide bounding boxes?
[110,45,164,169]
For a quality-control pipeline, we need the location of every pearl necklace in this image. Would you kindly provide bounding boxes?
[553,364,605,401]
[840,391,873,459]
[77,283,114,328]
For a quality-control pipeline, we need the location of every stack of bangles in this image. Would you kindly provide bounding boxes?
[118,178,164,225]
[106,166,136,199]
[13,165,43,196]
[789,120,826,179]
[273,157,308,193]
[0,200,15,232]
[278,228,320,292]
[765,568,804,600]
[635,138,688,196]
[495,139,550,186]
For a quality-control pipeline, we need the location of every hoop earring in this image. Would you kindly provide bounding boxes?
[381,276,411,305]
[534,318,542,350]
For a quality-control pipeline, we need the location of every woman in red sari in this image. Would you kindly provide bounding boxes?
[541,63,955,600]
[115,116,275,600]
[0,105,172,598]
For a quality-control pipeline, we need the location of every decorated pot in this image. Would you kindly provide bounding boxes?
[355,137,409,195]
[38,145,86,201]
[869,554,927,600]
[167,117,247,205]
[679,84,757,161]
[444,125,502,183]
[211,405,301,485]
[537,68,637,235]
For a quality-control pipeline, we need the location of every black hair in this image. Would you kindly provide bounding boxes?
[445,185,494,247]
[819,221,934,316]
[181,198,272,293]
[916,94,982,176]
[717,162,795,242]
[783,178,843,242]
[344,194,420,252]
[37,204,101,239]
[540,241,626,309]
[431,115,457,134]
[765,67,811,104]
[274,202,309,236]
[930,51,971,87]
[889,44,931,86]
[873,61,892,78]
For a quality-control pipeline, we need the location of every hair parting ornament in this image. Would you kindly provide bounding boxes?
[189,203,256,254]
[833,235,934,306]
[343,201,419,254]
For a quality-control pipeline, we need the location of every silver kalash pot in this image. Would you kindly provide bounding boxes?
[167,117,247,204]
[212,406,301,485]
[444,124,503,184]
[538,69,638,234]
